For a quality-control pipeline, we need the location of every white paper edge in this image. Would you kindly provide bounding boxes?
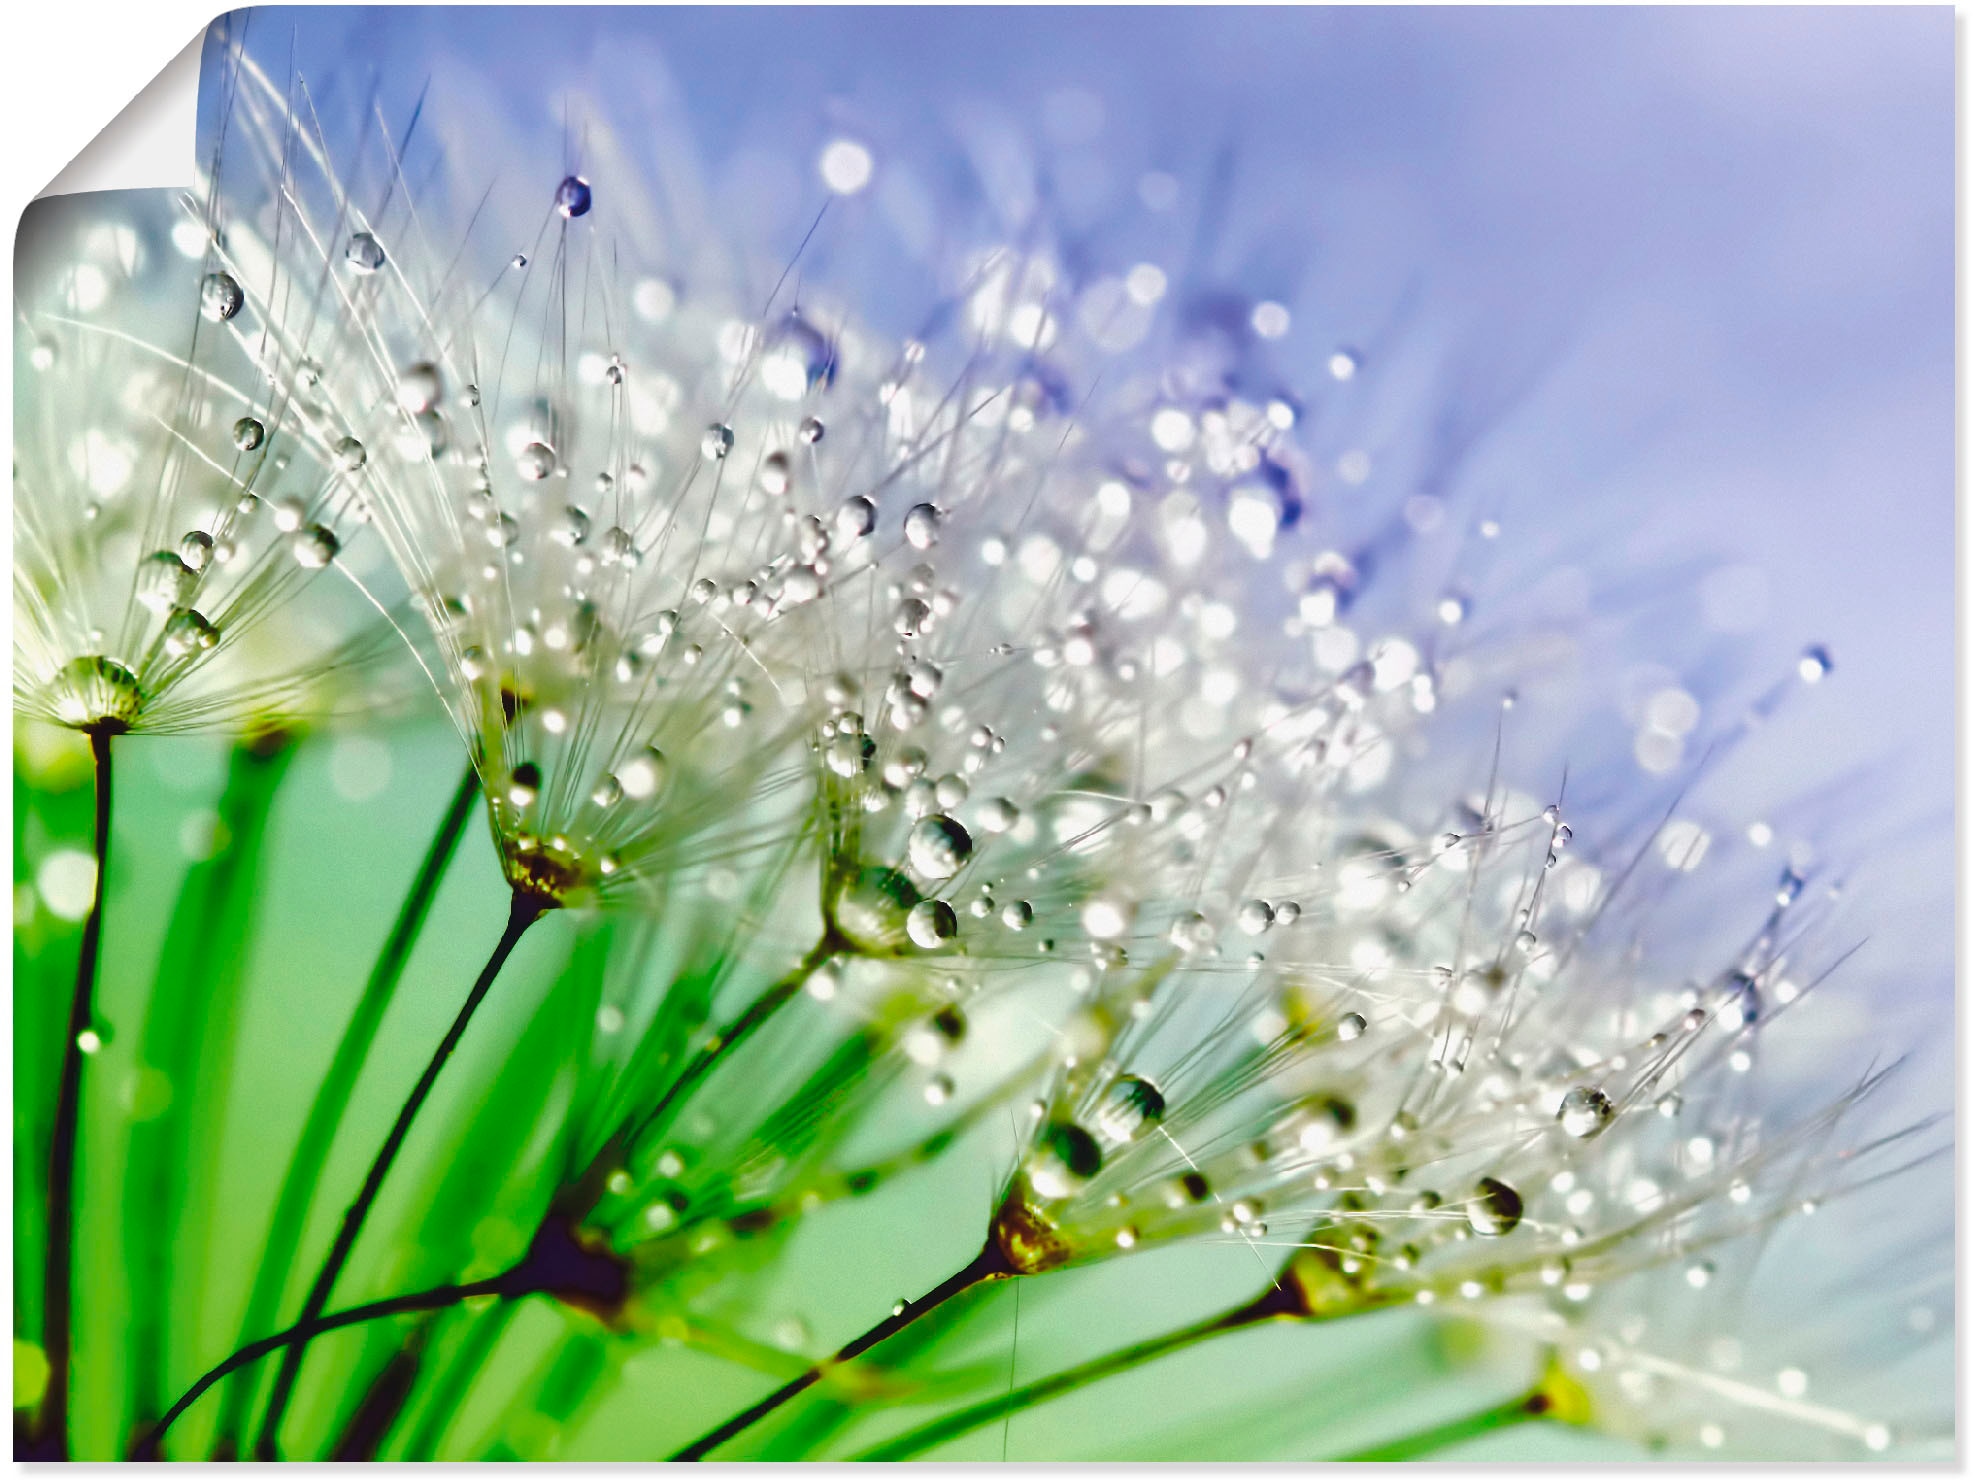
[37,26,203,200]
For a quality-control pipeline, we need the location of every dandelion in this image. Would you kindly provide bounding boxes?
[12,136,412,1453]
[30,11,1948,1465]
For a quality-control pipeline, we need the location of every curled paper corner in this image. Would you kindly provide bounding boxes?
[38,28,203,200]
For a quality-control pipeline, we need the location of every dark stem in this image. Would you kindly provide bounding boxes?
[134,1273,511,1457]
[854,1285,1295,1462]
[212,762,479,1453]
[252,888,546,1459]
[672,1235,1013,1461]
[29,729,113,1460]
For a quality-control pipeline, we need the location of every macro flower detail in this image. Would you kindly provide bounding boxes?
[11,6,1949,1466]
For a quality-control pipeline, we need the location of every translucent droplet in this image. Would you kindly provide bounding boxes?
[507,762,542,808]
[199,272,243,322]
[1001,900,1034,931]
[162,609,219,657]
[1235,899,1274,936]
[49,656,142,731]
[1094,1075,1165,1143]
[701,424,734,461]
[903,503,943,550]
[517,441,556,480]
[555,176,593,218]
[137,551,196,612]
[977,797,1019,834]
[1026,1121,1102,1200]
[832,867,921,954]
[551,506,591,548]
[798,416,825,445]
[906,814,973,880]
[893,598,930,639]
[906,899,958,950]
[835,495,876,541]
[397,361,443,414]
[344,231,386,273]
[333,437,367,472]
[1556,1086,1615,1139]
[1337,1012,1368,1041]
[1465,1177,1523,1237]
[231,416,265,452]
[616,747,669,800]
[1797,645,1833,684]
[290,526,339,568]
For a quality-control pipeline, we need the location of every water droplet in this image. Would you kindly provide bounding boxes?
[290,526,338,568]
[555,176,593,218]
[333,437,367,472]
[551,506,590,548]
[517,441,556,480]
[397,361,443,414]
[138,551,197,612]
[344,231,386,273]
[507,762,542,807]
[1465,1177,1523,1237]
[1685,1260,1715,1289]
[1337,1012,1368,1041]
[1557,1086,1615,1139]
[1797,645,1833,683]
[893,598,931,639]
[835,495,875,541]
[1000,900,1033,931]
[616,747,668,800]
[1094,1075,1166,1143]
[162,609,219,657]
[799,416,825,445]
[832,867,921,954]
[701,424,734,461]
[1026,1121,1102,1199]
[978,797,1020,834]
[1235,899,1274,936]
[231,416,265,452]
[199,272,243,322]
[906,814,973,880]
[906,899,958,950]
[49,656,142,731]
[903,503,942,550]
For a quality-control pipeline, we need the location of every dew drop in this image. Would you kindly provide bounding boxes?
[290,525,339,568]
[1337,1012,1368,1041]
[701,423,734,461]
[507,762,542,808]
[517,441,556,481]
[1235,899,1274,936]
[1556,1086,1616,1139]
[555,176,593,218]
[616,747,669,801]
[835,495,876,541]
[901,894,959,951]
[903,503,943,550]
[333,437,367,472]
[799,415,826,445]
[199,272,243,322]
[231,416,265,452]
[906,814,973,880]
[138,551,197,612]
[162,609,219,657]
[1465,1177,1524,1237]
[1094,1075,1166,1144]
[1026,1121,1102,1199]
[344,231,386,273]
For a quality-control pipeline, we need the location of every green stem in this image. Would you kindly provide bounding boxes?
[252,887,547,1459]
[1329,1391,1546,1460]
[121,731,296,1431]
[673,1235,1014,1461]
[28,729,113,1460]
[854,1288,1293,1462]
[211,762,479,1454]
[621,937,835,1153]
[398,1302,518,1461]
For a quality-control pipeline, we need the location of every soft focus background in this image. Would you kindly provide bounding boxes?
[17,5,1952,1460]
